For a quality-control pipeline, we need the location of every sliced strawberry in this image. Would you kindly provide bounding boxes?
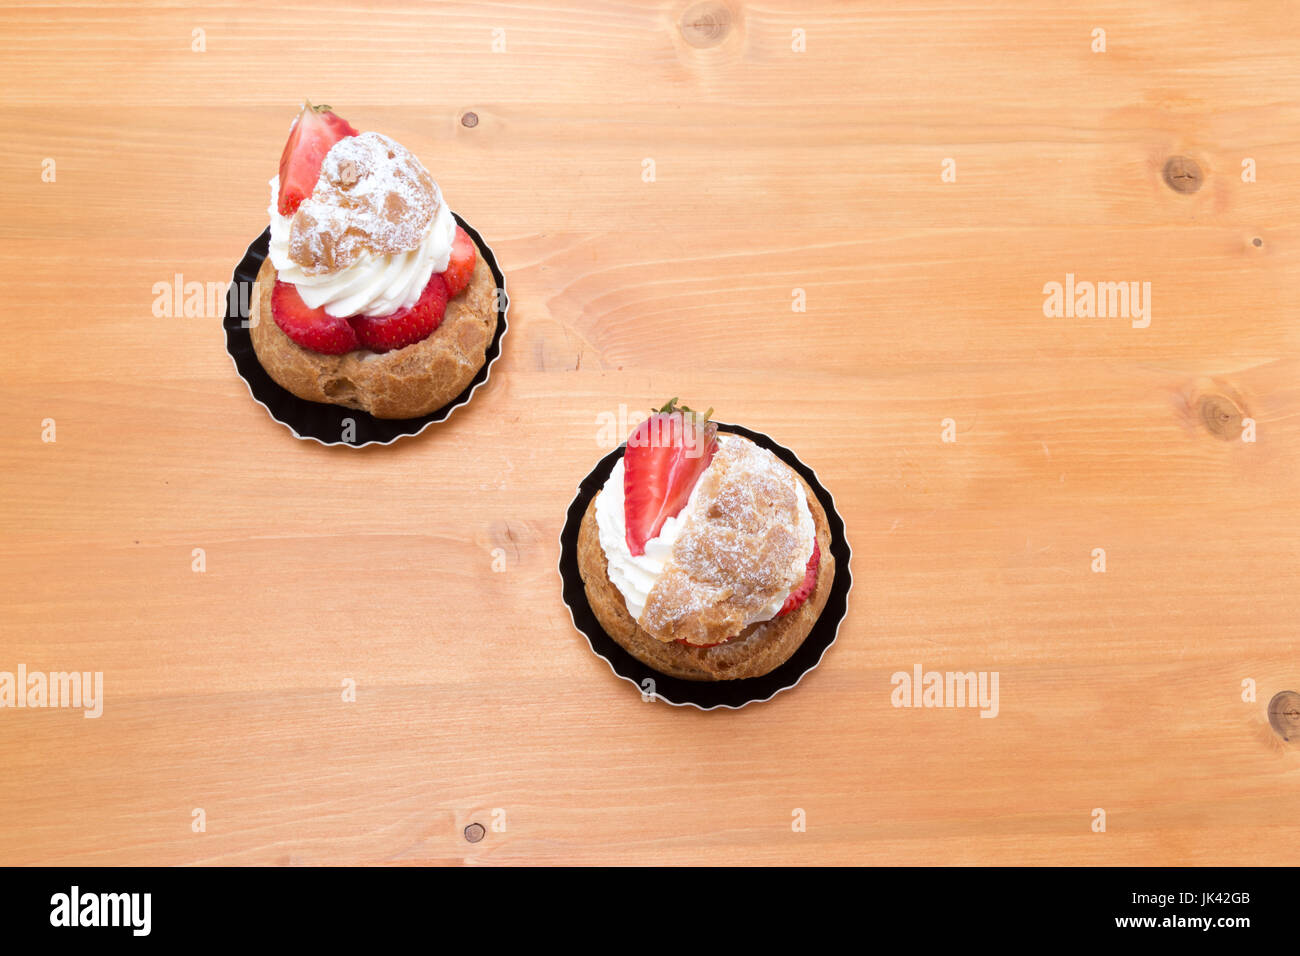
[440,226,476,296]
[277,101,358,216]
[776,540,820,618]
[623,399,718,556]
[270,281,360,355]
[348,272,448,353]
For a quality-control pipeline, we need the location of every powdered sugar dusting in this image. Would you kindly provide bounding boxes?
[288,132,439,274]
[638,436,815,645]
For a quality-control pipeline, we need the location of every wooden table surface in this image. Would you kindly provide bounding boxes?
[2,0,1298,866]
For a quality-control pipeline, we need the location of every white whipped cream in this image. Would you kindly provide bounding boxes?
[594,435,816,629]
[595,455,708,622]
[267,172,455,318]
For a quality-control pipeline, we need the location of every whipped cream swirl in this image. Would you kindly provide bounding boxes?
[267,172,455,318]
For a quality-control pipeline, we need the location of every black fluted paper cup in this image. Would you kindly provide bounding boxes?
[222,214,507,447]
[559,422,853,710]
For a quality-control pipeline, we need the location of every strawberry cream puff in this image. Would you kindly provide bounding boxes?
[577,401,835,681]
[249,102,498,419]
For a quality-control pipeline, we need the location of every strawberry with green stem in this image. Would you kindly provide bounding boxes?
[277,100,358,216]
[623,398,718,557]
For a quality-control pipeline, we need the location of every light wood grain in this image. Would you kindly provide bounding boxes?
[1,0,1298,866]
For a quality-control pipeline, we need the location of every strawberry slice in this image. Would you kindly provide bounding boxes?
[348,272,449,353]
[441,225,477,296]
[277,101,358,216]
[623,399,718,556]
[776,540,820,617]
[270,281,360,355]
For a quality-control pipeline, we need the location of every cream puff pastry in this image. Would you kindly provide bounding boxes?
[577,401,835,681]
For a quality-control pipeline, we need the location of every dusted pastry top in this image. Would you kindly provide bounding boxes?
[595,434,815,646]
[288,132,440,272]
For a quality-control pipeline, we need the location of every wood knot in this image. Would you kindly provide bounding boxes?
[680,2,731,47]
[1268,691,1300,741]
[1162,155,1203,194]
[464,822,486,843]
[460,111,479,128]
[1197,394,1243,440]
